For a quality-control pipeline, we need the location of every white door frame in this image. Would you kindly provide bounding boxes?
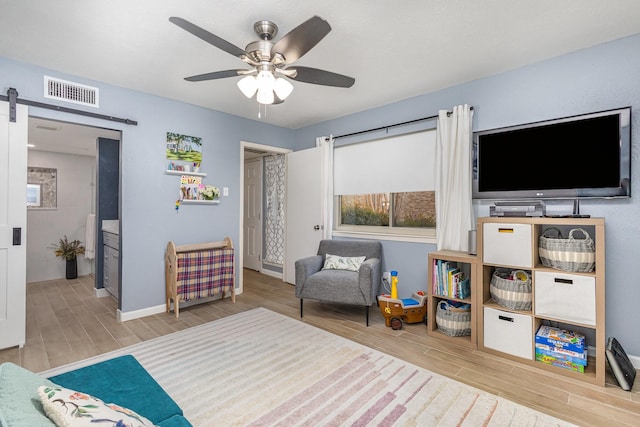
[243,157,262,271]
[238,141,290,294]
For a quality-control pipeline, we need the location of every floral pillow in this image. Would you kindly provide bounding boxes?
[322,254,366,272]
[38,385,156,427]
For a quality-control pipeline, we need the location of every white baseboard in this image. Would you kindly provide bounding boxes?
[116,287,241,322]
[95,288,110,298]
[260,269,282,279]
[117,304,166,322]
[628,353,640,370]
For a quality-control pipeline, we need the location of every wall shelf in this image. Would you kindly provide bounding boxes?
[180,199,219,205]
[165,170,207,177]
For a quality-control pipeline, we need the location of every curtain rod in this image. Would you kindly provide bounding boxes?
[1,88,138,125]
[333,106,474,140]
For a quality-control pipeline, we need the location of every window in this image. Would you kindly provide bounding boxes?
[27,167,57,208]
[333,129,436,238]
[338,191,436,234]
[26,184,41,207]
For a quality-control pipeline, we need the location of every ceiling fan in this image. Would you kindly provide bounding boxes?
[169,15,355,105]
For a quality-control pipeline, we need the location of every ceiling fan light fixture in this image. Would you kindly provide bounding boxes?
[256,87,275,105]
[274,77,294,100]
[237,75,258,98]
[256,70,276,104]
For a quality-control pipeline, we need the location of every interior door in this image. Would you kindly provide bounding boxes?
[0,101,28,349]
[284,147,324,284]
[244,158,262,271]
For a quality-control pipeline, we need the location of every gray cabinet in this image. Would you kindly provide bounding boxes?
[103,231,119,299]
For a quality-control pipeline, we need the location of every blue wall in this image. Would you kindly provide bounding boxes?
[3,31,640,355]
[295,34,640,356]
[0,56,295,314]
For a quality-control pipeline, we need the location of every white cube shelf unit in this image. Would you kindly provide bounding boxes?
[477,216,606,386]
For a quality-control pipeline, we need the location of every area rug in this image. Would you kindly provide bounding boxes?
[41,308,575,426]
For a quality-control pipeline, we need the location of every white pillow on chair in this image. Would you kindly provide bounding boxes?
[322,254,366,272]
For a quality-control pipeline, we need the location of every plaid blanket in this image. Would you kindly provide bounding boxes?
[176,248,234,301]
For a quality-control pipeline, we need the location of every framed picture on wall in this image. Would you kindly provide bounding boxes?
[179,175,202,200]
[166,132,203,172]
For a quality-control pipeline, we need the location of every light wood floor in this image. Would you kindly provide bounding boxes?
[2,269,639,426]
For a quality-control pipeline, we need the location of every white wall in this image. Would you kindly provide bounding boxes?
[26,150,95,282]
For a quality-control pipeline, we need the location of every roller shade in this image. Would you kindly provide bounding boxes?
[333,130,436,195]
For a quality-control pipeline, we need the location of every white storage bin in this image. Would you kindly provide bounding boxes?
[534,271,596,326]
[482,223,532,268]
[484,307,533,359]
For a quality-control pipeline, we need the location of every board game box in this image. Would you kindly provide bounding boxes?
[535,346,587,366]
[535,343,587,360]
[536,352,585,373]
[535,325,585,353]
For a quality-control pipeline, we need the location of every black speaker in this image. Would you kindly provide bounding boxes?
[606,337,636,391]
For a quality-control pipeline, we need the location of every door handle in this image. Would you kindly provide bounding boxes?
[13,227,21,245]
[313,225,321,230]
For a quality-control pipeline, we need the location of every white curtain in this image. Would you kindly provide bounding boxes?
[316,136,334,240]
[435,105,475,251]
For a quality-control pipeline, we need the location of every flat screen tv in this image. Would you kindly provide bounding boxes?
[472,107,631,200]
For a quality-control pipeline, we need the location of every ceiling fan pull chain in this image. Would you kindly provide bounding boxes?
[258,102,267,119]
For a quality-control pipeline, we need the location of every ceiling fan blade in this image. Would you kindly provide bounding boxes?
[169,17,247,59]
[271,16,331,64]
[288,66,355,88]
[184,70,245,82]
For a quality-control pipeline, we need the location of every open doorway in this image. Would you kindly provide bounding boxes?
[238,141,290,293]
[26,116,121,300]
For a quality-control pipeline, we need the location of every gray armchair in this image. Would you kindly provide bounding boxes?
[295,239,382,326]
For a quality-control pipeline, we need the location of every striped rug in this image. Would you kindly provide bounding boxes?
[41,308,575,426]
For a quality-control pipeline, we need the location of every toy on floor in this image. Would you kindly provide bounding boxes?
[378,291,427,330]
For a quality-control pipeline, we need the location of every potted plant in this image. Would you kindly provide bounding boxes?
[51,235,85,279]
[198,184,220,201]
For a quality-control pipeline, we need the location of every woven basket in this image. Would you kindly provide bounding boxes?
[490,268,532,310]
[538,228,595,272]
[436,300,471,337]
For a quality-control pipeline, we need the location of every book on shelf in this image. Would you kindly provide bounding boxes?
[432,259,468,299]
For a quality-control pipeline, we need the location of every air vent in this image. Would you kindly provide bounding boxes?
[44,76,99,108]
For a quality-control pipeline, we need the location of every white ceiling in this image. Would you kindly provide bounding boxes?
[28,117,120,157]
[3,0,640,133]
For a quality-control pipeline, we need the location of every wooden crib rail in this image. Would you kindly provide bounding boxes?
[165,236,235,318]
